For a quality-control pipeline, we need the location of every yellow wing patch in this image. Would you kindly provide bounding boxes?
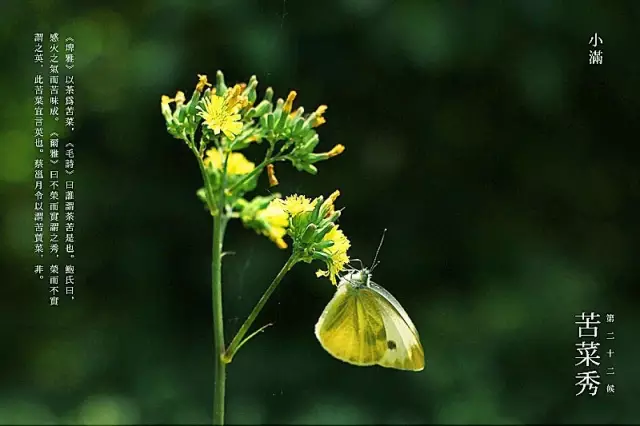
[315,284,387,366]
[372,288,425,371]
[315,281,425,371]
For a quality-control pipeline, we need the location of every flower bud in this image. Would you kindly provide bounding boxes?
[301,223,317,244]
[267,164,279,187]
[312,250,331,263]
[310,195,324,222]
[275,107,289,132]
[246,75,258,105]
[315,219,333,237]
[297,163,318,175]
[283,90,296,114]
[264,87,274,102]
[245,107,258,119]
[254,99,272,116]
[176,103,187,122]
[301,133,320,152]
[259,114,269,129]
[319,190,340,218]
[216,70,227,95]
[301,112,317,133]
[290,109,305,135]
[187,89,202,116]
[314,240,335,251]
[290,106,303,119]
[161,95,173,122]
[266,113,275,130]
[272,99,285,130]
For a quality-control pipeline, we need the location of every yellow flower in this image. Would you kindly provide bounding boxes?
[283,90,297,114]
[313,105,327,127]
[271,194,317,217]
[174,91,186,107]
[204,148,255,175]
[161,92,186,123]
[161,95,172,105]
[161,95,173,119]
[256,203,289,249]
[321,190,340,218]
[198,85,248,140]
[326,144,344,158]
[224,84,250,112]
[161,91,185,106]
[315,225,351,284]
[196,74,212,92]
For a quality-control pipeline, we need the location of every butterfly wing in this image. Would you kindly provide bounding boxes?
[315,282,388,366]
[367,282,425,371]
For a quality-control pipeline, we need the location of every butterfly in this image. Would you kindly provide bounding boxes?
[314,230,425,371]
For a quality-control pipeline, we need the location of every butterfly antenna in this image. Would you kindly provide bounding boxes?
[347,258,360,269]
[370,228,387,271]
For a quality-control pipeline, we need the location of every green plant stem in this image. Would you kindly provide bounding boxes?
[226,145,282,194]
[188,136,226,424]
[211,210,226,425]
[227,158,270,194]
[222,253,299,363]
[211,149,230,425]
[191,146,216,211]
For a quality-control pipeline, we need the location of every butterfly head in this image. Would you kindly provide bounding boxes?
[341,267,372,289]
[340,228,387,289]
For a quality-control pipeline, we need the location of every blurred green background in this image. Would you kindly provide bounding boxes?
[2,0,639,424]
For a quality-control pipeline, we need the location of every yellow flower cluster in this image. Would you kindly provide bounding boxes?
[204,148,255,175]
[271,194,317,217]
[315,225,351,285]
[256,203,289,249]
[267,191,350,284]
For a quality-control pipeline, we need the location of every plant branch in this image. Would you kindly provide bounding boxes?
[226,144,279,194]
[222,253,299,363]
[190,141,216,213]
